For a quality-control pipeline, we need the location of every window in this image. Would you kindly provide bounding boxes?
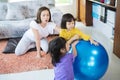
[55,0,73,5]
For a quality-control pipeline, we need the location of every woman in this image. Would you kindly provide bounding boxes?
[15,6,60,58]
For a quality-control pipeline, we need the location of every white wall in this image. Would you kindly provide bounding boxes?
[55,0,77,18]
[93,18,114,39]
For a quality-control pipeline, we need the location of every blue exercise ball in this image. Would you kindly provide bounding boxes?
[73,40,109,80]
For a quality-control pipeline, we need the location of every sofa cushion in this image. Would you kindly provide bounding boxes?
[47,0,55,6]
[6,3,26,20]
[6,3,29,20]
[0,2,7,20]
[5,1,48,20]
[3,37,21,53]
[50,7,63,26]
[22,1,42,18]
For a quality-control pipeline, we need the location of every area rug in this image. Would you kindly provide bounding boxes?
[0,36,57,74]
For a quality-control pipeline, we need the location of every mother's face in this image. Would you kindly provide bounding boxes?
[40,10,50,24]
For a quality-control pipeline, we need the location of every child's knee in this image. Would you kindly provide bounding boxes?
[42,46,48,53]
[15,49,24,56]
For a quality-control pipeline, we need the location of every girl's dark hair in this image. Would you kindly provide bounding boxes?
[48,37,66,66]
[35,6,51,23]
[61,13,75,29]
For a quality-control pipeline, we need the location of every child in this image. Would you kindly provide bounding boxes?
[48,37,78,80]
[15,6,60,58]
[59,13,98,48]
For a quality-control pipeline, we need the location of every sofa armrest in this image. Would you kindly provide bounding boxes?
[0,18,34,39]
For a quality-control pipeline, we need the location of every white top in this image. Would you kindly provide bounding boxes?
[24,20,56,41]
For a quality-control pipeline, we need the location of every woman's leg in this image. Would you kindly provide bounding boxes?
[40,38,48,53]
[15,35,35,56]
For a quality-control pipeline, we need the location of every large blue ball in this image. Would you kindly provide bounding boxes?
[73,40,109,80]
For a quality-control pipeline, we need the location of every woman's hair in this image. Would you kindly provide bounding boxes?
[35,6,51,23]
[61,13,75,29]
[48,37,66,66]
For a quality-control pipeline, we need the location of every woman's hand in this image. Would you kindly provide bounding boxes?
[66,42,70,51]
[36,51,41,58]
[36,54,41,58]
[36,51,46,58]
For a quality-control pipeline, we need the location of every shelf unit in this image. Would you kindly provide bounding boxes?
[77,0,93,26]
[78,0,120,58]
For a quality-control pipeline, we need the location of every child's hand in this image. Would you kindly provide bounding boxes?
[92,41,99,46]
[90,39,99,46]
[66,42,70,51]
[71,40,79,47]
[71,40,79,57]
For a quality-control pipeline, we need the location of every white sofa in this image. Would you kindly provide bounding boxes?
[0,1,63,39]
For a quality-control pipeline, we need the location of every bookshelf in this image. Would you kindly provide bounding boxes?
[78,0,120,58]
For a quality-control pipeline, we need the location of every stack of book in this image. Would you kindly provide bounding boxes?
[92,3,106,22]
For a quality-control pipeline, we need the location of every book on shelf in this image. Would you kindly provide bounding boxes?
[104,0,111,4]
[92,3,101,20]
[100,7,106,22]
[100,0,104,3]
[104,0,117,6]
[115,0,117,7]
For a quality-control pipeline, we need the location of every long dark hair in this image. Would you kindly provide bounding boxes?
[35,6,51,23]
[61,13,75,29]
[48,37,66,66]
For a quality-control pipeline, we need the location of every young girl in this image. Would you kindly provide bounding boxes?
[15,7,60,58]
[48,37,78,80]
[59,13,98,48]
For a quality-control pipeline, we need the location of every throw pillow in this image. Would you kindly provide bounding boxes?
[0,2,7,20]
[50,8,63,26]
[23,1,41,18]
[2,38,36,54]
[3,37,21,53]
[5,3,26,20]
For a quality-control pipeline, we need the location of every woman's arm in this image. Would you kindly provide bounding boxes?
[54,26,61,34]
[32,28,41,58]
